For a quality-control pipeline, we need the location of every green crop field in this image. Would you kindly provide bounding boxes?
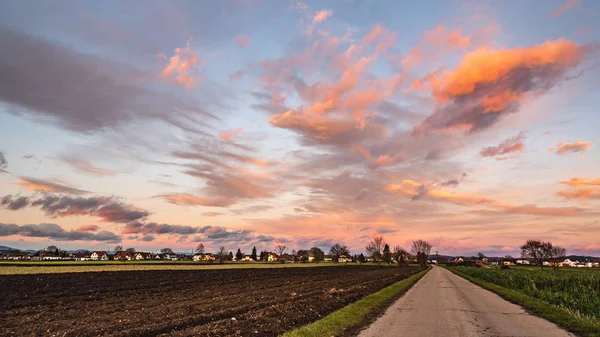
[452,266,600,322]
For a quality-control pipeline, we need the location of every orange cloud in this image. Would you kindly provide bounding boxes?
[498,204,585,217]
[220,151,272,167]
[75,225,99,232]
[219,127,244,141]
[551,141,593,155]
[234,35,251,48]
[16,177,88,194]
[551,0,579,18]
[161,39,200,90]
[201,212,223,217]
[159,193,234,207]
[312,10,332,24]
[480,132,526,160]
[560,177,600,187]
[557,188,600,200]
[402,25,472,69]
[415,39,586,135]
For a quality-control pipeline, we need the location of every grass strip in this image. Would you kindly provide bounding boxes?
[445,267,600,337]
[281,266,431,337]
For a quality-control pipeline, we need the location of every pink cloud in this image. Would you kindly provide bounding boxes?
[312,10,332,24]
[480,132,526,160]
[219,127,244,141]
[550,141,593,155]
[234,35,251,48]
[560,177,600,187]
[75,225,100,232]
[161,39,200,90]
[551,0,579,18]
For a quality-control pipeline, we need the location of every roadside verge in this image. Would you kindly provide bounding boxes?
[281,266,431,337]
[445,267,600,337]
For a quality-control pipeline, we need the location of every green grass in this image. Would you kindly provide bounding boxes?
[447,266,600,337]
[0,261,347,275]
[281,267,430,337]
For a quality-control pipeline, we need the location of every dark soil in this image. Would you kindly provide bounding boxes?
[0,265,422,336]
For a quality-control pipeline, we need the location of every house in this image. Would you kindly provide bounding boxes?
[74,252,92,261]
[452,257,464,264]
[42,256,62,261]
[516,259,530,265]
[133,252,152,260]
[91,251,108,261]
[562,258,576,267]
[266,252,278,262]
[338,254,352,263]
[114,251,132,261]
[0,250,32,260]
[193,253,216,262]
[154,253,166,260]
[164,253,178,261]
[323,255,333,262]
[308,254,315,262]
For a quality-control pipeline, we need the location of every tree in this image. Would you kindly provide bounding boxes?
[358,253,366,263]
[365,236,385,262]
[196,243,205,255]
[520,240,553,269]
[383,244,392,264]
[235,249,243,261]
[477,252,486,260]
[309,247,324,262]
[218,246,227,263]
[125,247,136,253]
[259,251,267,261]
[411,240,432,267]
[275,245,287,259]
[46,245,59,255]
[548,245,567,271]
[251,246,257,261]
[160,248,174,254]
[114,245,123,253]
[228,251,233,261]
[329,244,350,262]
[393,246,409,266]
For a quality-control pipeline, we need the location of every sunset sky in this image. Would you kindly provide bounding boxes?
[1,0,599,256]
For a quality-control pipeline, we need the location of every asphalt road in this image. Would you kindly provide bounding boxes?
[358,266,575,337]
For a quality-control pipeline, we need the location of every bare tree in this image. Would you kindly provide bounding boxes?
[548,245,567,271]
[196,243,205,255]
[520,240,552,269]
[411,240,432,267]
[218,246,227,263]
[113,245,123,253]
[275,245,287,258]
[160,248,174,254]
[393,245,409,266]
[329,244,350,262]
[365,236,384,262]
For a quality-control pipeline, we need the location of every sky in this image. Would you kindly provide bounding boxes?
[1,0,599,257]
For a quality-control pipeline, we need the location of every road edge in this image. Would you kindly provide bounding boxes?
[280,266,431,337]
[444,266,600,337]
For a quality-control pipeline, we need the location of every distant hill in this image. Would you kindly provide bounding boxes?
[566,255,600,262]
[0,246,36,253]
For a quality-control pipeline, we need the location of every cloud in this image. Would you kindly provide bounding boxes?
[234,35,251,48]
[202,212,223,217]
[550,141,593,155]
[141,234,155,242]
[557,188,600,201]
[312,10,332,24]
[414,39,587,135]
[560,177,600,187]
[0,223,121,242]
[0,27,213,134]
[161,38,200,89]
[17,177,89,194]
[439,173,467,187]
[1,195,29,210]
[1,194,149,223]
[551,0,579,18]
[56,155,118,177]
[480,132,526,160]
[157,193,235,207]
[219,127,243,141]
[75,225,100,232]
[0,151,7,169]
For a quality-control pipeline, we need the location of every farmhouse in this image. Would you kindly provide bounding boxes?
[114,251,132,261]
[323,255,333,262]
[338,254,352,263]
[74,252,92,261]
[452,257,464,264]
[91,251,108,261]
[0,250,32,260]
[266,252,278,262]
[193,253,216,261]
[515,259,530,265]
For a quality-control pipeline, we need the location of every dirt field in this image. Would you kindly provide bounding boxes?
[0,265,422,336]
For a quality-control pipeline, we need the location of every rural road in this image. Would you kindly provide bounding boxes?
[359,266,574,337]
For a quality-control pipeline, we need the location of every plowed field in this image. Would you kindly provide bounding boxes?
[1,265,421,336]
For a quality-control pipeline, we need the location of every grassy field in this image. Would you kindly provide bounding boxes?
[449,266,600,337]
[0,261,347,275]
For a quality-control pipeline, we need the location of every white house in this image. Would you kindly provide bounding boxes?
[267,252,278,262]
[516,259,530,265]
[338,255,352,263]
[562,258,576,267]
[91,251,108,261]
